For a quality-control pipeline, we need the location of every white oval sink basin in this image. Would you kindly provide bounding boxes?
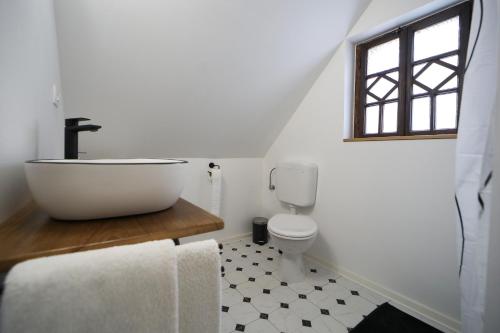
[24,159,187,220]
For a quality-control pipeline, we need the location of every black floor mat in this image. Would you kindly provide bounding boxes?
[350,303,443,333]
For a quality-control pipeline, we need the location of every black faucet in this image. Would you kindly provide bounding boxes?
[64,118,101,159]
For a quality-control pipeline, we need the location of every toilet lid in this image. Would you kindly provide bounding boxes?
[268,214,317,239]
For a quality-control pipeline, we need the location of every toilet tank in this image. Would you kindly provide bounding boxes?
[275,162,318,207]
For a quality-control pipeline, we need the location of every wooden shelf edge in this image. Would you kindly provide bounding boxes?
[343,134,457,142]
[0,198,224,272]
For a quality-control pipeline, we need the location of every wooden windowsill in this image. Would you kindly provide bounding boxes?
[343,134,457,142]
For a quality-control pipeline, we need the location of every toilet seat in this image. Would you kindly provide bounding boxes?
[268,214,317,239]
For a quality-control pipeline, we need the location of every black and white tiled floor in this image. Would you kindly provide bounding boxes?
[219,237,388,333]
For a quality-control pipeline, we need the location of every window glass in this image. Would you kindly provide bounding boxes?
[435,93,458,129]
[415,63,454,89]
[382,103,398,133]
[365,106,379,134]
[412,84,427,95]
[440,76,458,90]
[414,16,460,61]
[441,55,459,66]
[369,77,395,99]
[386,87,398,100]
[411,97,431,131]
[367,38,399,74]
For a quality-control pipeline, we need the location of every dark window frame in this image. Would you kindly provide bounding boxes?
[353,1,472,138]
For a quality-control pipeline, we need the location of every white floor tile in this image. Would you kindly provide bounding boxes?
[323,283,351,300]
[269,269,284,282]
[335,277,363,293]
[247,251,264,261]
[268,308,301,332]
[289,280,315,294]
[347,295,377,315]
[356,287,388,305]
[311,315,348,333]
[242,264,266,278]
[222,288,244,306]
[221,312,236,333]
[331,312,364,329]
[271,285,299,303]
[228,302,260,325]
[251,294,280,314]
[304,262,338,287]
[221,277,230,290]
[308,290,334,309]
[237,281,263,298]
[290,299,321,321]
[255,274,280,289]
[226,271,248,285]
[244,319,280,333]
[256,260,279,272]
[261,248,279,259]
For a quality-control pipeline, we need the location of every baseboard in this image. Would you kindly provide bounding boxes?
[217,232,252,243]
[304,254,460,333]
[181,231,252,244]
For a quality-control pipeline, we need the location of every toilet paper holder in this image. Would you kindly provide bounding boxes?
[208,162,220,178]
[208,162,220,169]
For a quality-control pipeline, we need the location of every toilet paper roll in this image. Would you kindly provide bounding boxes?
[209,168,222,217]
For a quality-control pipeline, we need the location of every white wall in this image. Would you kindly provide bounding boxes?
[262,0,463,329]
[0,0,64,223]
[179,158,263,243]
[53,0,369,158]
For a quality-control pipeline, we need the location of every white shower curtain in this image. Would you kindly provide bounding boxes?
[455,0,499,332]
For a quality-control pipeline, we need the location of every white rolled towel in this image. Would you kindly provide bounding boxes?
[0,240,178,333]
[176,239,221,333]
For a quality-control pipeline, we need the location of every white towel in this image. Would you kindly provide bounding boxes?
[176,239,221,333]
[0,240,178,333]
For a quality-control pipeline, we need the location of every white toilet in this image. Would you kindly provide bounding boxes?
[267,162,318,283]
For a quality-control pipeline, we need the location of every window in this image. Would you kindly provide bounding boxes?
[353,1,472,139]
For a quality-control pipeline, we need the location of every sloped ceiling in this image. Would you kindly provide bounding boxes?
[54,0,370,158]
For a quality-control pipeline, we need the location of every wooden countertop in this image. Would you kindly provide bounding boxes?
[0,198,224,272]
